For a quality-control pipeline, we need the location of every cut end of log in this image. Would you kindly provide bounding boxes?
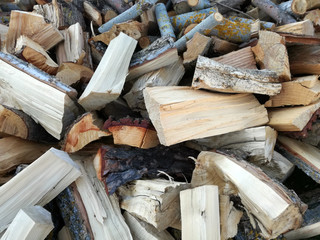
[187,0,199,7]
[214,12,224,22]
[292,0,307,15]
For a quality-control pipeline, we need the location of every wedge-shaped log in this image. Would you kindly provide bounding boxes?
[118,179,190,231]
[192,56,282,95]
[275,19,315,36]
[180,185,220,240]
[0,52,80,140]
[0,206,53,240]
[144,86,269,146]
[0,148,81,233]
[56,63,93,86]
[191,151,303,239]
[78,33,137,111]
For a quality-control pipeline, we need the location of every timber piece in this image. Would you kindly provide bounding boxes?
[180,185,220,240]
[155,3,176,40]
[252,30,291,81]
[291,0,320,15]
[284,222,320,239]
[78,33,137,111]
[98,0,157,33]
[192,56,282,95]
[186,126,277,162]
[187,0,246,13]
[84,1,102,26]
[124,59,184,117]
[138,35,158,48]
[14,36,58,75]
[0,148,81,233]
[280,33,320,45]
[277,135,320,184]
[278,0,296,18]
[268,100,320,131]
[251,0,296,25]
[102,5,118,23]
[304,9,320,33]
[61,112,111,153]
[103,116,159,149]
[172,0,190,14]
[191,151,304,239]
[0,52,80,140]
[117,179,190,231]
[6,10,63,54]
[0,24,8,52]
[275,19,315,36]
[0,206,53,240]
[93,144,197,194]
[91,21,147,45]
[212,46,257,69]
[56,63,93,86]
[140,6,157,35]
[210,36,239,55]
[265,75,320,107]
[183,32,211,69]
[228,16,275,31]
[127,36,179,82]
[144,86,269,146]
[57,226,72,240]
[123,211,175,240]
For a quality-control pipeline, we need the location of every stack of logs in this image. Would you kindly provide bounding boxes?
[1,0,320,239]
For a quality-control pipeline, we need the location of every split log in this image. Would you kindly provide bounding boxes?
[144,86,269,146]
[93,144,197,194]
[6,10,63,54]
[172,0,190,14]
[155,3,176,40]
[104,0,131,13]
[291,0,320,15]
[78,33,137,111]
[280,33,320,45]
[123,211,175,240]
[191,151,304,239]
[103,117,159,148]
[284,222,320,240]
[275,19,315,36]
[102,5,118,23]
[117,179,190,231]
[0,206,53,240]
[210,36,238,55]
[265,75,320,107]
[268,100,320,131]
[56,63,93,86]
[0,52,80,140]
[0,148,81,233]
[140,6,157,35]
[192,56,282,95]
[84,1,102,26]
[304,9,320,33]
[180,185,220,240]
[252,30,291,81]
[61,112,111,153]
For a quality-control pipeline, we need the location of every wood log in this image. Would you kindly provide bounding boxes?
[210,36,238,55]
[291,0,320,15]
[265,75,320,107]
[228,16,275,31]
[0,24,8,52]
[103,0,131,13]
[0,206,53,240]
[78,33,137,111]
[56,63,93,86]
[138,35,158,49]
[187,0,246,13]
[275,19,315,36]
[280,33,320,45]
[0,148,81,233]
[117,179,190,231]
[304,9,320,33]
[144,86,269,146]
[180,185,220,240]
[284,222,320,240]
[192,56,282,95]
[84,1,102,26]
[268,100,320,131]
[278,0,296,18]
[102,5,118,23]
[252,30,291,81]
[191,151,304,239]
[172,0,190,14]
[6,10,63,54]
[0,52,80,140]
[93,144,197,194]
[140,6,157,35]
[57,226,72,240]
[155,3,176,40]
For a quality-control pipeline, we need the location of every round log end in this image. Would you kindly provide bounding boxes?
[291,0,307,15]
[187,0,199,7]
[214,12,224,22]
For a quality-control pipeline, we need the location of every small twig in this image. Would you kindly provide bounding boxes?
[157,170,174,183]
[214,2,255,20]
[90,21,96,37]
[188,156,197,163]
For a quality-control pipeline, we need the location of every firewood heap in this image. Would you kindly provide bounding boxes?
[1,0,320,239]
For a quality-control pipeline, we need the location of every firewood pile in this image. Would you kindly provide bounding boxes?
[1,0,320,239]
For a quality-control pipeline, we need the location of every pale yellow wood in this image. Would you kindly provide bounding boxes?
[57,226,72,240]
[84,1,102,26]
[0,24,8,52]
[284,222,320,240]
[275,19,315,36]
[268,100,320,131]
[143,86,269,146]
[180,185,220,240]
[292,0,320,14]
[56,63,93,86]
[304,9,320,31]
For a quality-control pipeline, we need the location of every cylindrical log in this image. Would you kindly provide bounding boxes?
[292,0,320,15]
[102,5,118,23]
[187,0,210,11]
[138,35,158,48]
[172,0,191,14]
[155,3,176,40]
[228,16,275,30]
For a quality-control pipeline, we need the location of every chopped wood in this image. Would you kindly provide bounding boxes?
[104,0,131,13]
[0,148,81,233]
[84,1,102,26]
[265,75,320,107]
[144,86,269,146]
[0,206,53,240]
[78,33,137,111]
[229,16,275,31]
[172,0,190,14]
[103,117,159,149]
[140,6,157,35]
[138,35,158,48]
[192,56,282,95]
[304,9,320,33]
[191,151,304,239]
[284,222,320,240]
[102,5,118,23]
[210,36,239,55]
[275,19,315,36]
[280,33,320,45]
[0,24,8,52]
[57,226,72,240]
[252,30,291,81]
[268,100,320,131]
[117,179,190,231]
[180,185,220,240]
[291,0,320,15]
[155,3,176,40]
[56,63,93,86]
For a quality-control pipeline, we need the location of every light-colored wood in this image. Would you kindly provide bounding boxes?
[284,222,320,240]
[140,6,157,34]
[252,30,291,81]
[268,100,320,131]
[84,1,102,26]
[6,10,63,54]
[292,0,320,15]
[118,179,190,231]
[0,148,81,233]
[0,24,8,52]
[211,36,238,55]
[275,19,315,36]
[56,63,93,86]
[103,6,118,23]
[304,9,320,33]
[78,33,137,111]
[192,56,282,96]
[123,211,175,240]
[143,86,269,146]
[57,226,72,240]
[180,185,220,240]
[191,151,303,239]
[265,75,320,107]
[0,206,53,240]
